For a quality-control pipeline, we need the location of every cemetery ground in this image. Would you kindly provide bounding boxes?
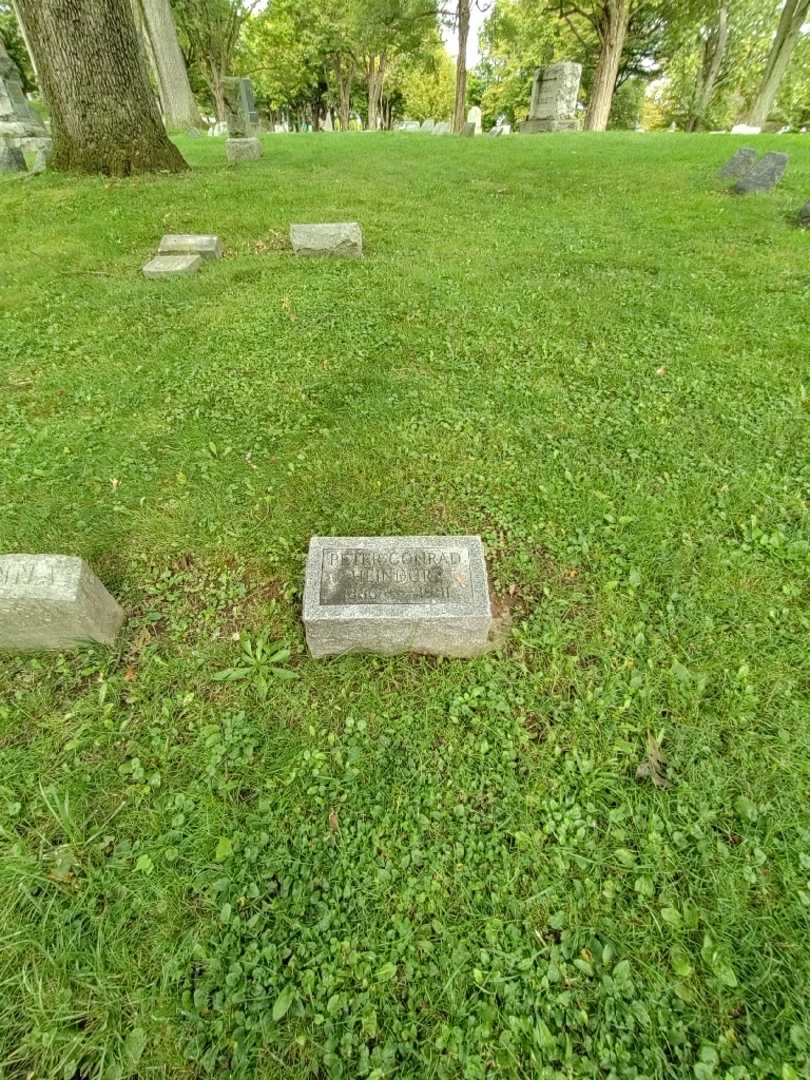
[1,131,809,1079]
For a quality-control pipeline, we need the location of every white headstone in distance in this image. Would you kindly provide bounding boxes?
[467,106,482,135]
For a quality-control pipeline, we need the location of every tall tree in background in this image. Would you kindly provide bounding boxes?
[14,0,187,175]
[452,0,471,131]
[134,0,202,130]
[747,0,809,125]
[174,0,261,120]
[685,0,729,130]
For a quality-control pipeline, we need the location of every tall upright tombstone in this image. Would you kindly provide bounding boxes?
[467,106,482,135]
[222,76,261,162]
[519,62,582,133]
[0,38,50,157]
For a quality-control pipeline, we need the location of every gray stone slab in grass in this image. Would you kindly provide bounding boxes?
[290,222,363,258]
[142,253,202,278]
[733,151,788,194]
[226,136,261,163]
[158,234,222,259]
[0,555,124,651]
[799,201,810,228]
[303,536,492,658]
[718,146,757,178]
[0,140,25,172]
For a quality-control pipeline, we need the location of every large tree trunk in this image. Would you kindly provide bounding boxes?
[135,0,201,131]
[686,1,729,132]
[585,0,630,131]
[747,0,810,127]
[15,0,187,175]
[210,63,227,122]
[452,0,470,133]
[334,54,354,131]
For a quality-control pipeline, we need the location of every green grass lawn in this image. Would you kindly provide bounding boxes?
[1,131,809,1079]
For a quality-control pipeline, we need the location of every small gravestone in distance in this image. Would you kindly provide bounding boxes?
[159,234,222,260]
[303,536,492,658]
[467,106,482,134]
[718,146,757,178]
[432,121,451,135]
[520,62,581,133]
[0,138,25,172]
[799,201,810,228]
[222,76,257,137]
[0,555,124,651]
[142,253,202,278]
[420,118,435,132]
[290,222,362,258]
[462,122,476,137]
[733,151,788,194]
[226,136,261,163]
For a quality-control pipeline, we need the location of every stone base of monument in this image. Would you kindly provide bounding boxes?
[0,141,26,172]
[158,234,223,260]
[0,555,125,652]
[519,118,577,134]
[226,137,262,163]
[303,536,492,658]
[290,222,363,258]
[142,253,203,278]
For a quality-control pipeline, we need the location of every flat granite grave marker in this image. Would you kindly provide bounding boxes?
[290,222,363,258]
[303,536,492,658]
[0,555,124,651]
[718,146,757,178]
[226,136,262,163]
[733,151,788,194]
[158,234,222,260]
[142,253,202,278]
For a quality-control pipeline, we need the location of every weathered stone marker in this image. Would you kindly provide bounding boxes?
[142,253,202,278]
[799,200,810,229]
[0,555,124,651]
[0,38,50,158]
[290,222,363,258]
[520,62,582,133]
[158,234,223,260]
[303,536,492,658]
[718,146,757,178]
[467,106,482,135]
[222,76,258,137]
[420,118,435,132]
[432,121,451,135]
[462,122,476,137]
[0,138,25,173]
[733,151,788,194]
[226,136,262,163]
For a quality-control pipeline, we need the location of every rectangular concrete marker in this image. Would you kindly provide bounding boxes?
[0,555,125,651]
[733,151,788,194]
[158,234,222,259]
[718,146,757,178]
[142,253,202,278]
[226,137,262,163]
[290,222,363,258]
[303,536,492,658]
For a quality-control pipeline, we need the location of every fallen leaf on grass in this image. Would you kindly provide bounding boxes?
[636,732,669,789]
[328,809,339,833]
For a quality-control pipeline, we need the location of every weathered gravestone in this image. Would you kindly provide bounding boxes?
[799,201,810,228]
[303,536,492,658]
[0,38,50,157]
[400,120,420,132]
[0,138,25,173]
[142,253,202,278]
[226,136,261,163]
[467,106,482,134]
[462,121,476,137]
[158,234,222,260]
[718,146,757,178]
[520,61,582,133]
[222,77,258,137]
[290,222,363,258]
[420,118,435,132]
[432,121,451,135]
[0,555,124,651]
[733,152,788,194]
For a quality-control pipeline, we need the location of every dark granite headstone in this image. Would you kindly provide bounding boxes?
[718,147,757,178]
[733,152,788,194]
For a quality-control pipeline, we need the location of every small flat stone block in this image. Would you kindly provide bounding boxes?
[226,136,262,163]
[0,555,125,651]
[718,146,757,178]
[158,234,222,260]
[290,222,363,258]
[142,254,202,278]
[733,151,788,194]
[799,200,810,228]
[303,536,492,658]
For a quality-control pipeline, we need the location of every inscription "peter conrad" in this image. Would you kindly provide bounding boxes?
[320,547,473,606]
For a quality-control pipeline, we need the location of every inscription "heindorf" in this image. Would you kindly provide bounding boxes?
[320,546,473,605]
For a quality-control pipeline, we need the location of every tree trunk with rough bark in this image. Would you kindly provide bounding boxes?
[366,53,386,130]
[135,0,201,131]
[585,0,630,131]
[15,0,187,175]
[334,54,354,130]
[747,0,809,127]
[686,1,729,132]
[452,0,470,133]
